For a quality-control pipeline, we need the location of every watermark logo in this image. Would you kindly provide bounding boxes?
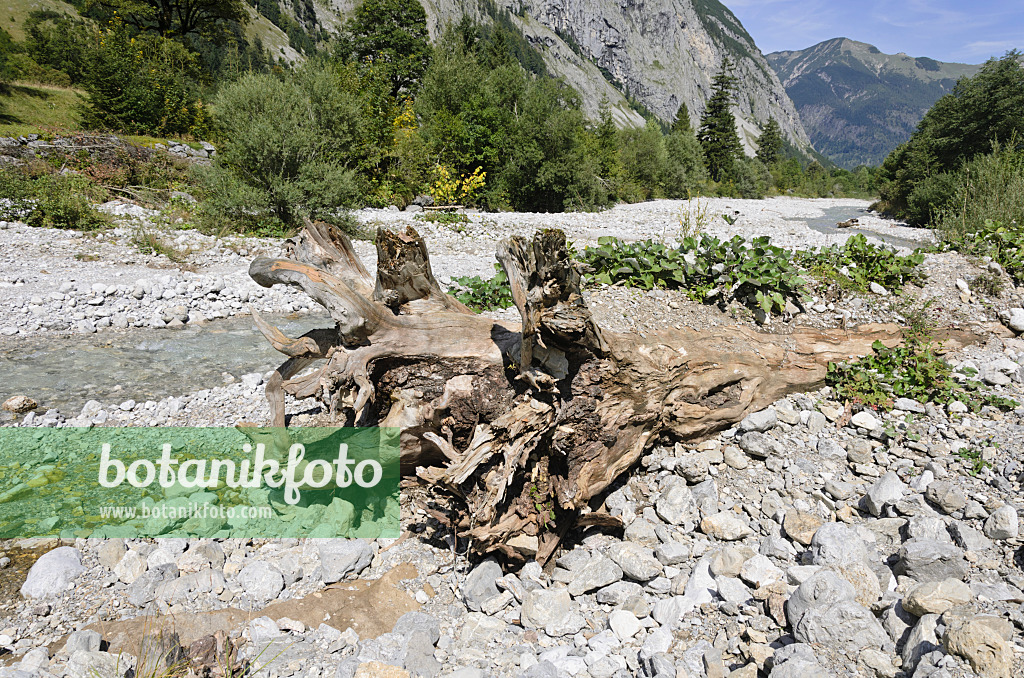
[0,427,400,539]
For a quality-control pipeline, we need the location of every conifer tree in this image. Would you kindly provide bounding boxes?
[755,117,783,166]
[672,102,691,134]
[698,58,743,182]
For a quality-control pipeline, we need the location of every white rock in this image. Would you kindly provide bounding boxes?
[850,410,879,430]
[21,547,85,598]
[608,610,641,641]
[1006,308,1024,333]
[984,505,1019,540]
[739,554,784,588]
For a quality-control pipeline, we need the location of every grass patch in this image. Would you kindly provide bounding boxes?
[0,0,79,41]
[130,225,192,265]
[0,81,84,136]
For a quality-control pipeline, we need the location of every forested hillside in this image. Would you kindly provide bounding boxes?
[768,38,980,169]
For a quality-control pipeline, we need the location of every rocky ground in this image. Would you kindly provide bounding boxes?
[0,197,1022,678]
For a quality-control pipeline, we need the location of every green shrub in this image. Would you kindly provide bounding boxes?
[27,174,109,230]
[936,143,1024,244]
[0,169,109,229]
[726,157,768,199]
[23,10,94,85]
[905,171,957,226]
[828,339,1018,412]
[191,163,282,235]
[81,18,209,136]
[617,120,666,200]
[205,61,363,230]
[582,234,805,315]
[800,234,925,294]
[662,129,707,198]
[450,265,513,311]
[0,169,36,221]
[946,219,1024,283]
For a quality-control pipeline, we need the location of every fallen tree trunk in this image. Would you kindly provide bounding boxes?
[249,221,989,562]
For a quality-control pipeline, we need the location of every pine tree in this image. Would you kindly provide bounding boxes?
[755,117,783,166]
[672,102,691,134]
[698,58,743,182]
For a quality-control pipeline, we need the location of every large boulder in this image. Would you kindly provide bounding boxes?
[21,547,85,599]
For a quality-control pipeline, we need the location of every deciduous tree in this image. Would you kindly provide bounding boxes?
[88,0,247,41]
[339,0,431,97]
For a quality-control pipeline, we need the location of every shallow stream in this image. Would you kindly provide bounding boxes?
[795,205,930,250]
[0,314,332,416]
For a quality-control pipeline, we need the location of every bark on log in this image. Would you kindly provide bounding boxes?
[249,222,991,562]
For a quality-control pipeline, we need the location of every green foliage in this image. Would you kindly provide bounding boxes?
[582,237,689,290]
[338,0,431,97]
[205,60,362,230]
[945,219,1024,284]
[582,234,805,315]
[828,339,1018,412]
[0,168,36,220]
[22,11,94,84]
[878,50,1024,224]
[935,142,1024,245]
[36,177,108,230]
[755,117,783,166]
[616,120,666,201]
[87,0,248,41]
[671,102,691,134]
[698,57,743,182]
[662,128,707,198]
[954,443,993,477]
[80,18,209,136]
[416,30,604,212]
[450,264,513,311]
[0,26,15,85]
[0,170,111,230]
[719,157,768,199]
[799,234,925,294]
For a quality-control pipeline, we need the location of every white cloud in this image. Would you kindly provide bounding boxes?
[957,40,1020,58]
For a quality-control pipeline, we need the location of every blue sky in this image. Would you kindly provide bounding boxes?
[726,0,1023,63]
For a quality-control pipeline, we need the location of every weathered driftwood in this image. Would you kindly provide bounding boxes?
[249,220,988,563]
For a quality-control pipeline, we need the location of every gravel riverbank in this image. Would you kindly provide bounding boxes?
[0,197,1022,678]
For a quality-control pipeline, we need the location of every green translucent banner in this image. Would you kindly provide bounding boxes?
[0,427,400,539]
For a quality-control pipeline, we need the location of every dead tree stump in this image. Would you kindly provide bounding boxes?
[249,221,988,562]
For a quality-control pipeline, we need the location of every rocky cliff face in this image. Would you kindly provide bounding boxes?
[500,0,811,151]
[767,38,980,168]
[416,0,811,151]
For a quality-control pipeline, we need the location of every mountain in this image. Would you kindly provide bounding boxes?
[767,38,981,168]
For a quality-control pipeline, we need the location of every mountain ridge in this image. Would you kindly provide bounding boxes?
[767,37,981,168]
